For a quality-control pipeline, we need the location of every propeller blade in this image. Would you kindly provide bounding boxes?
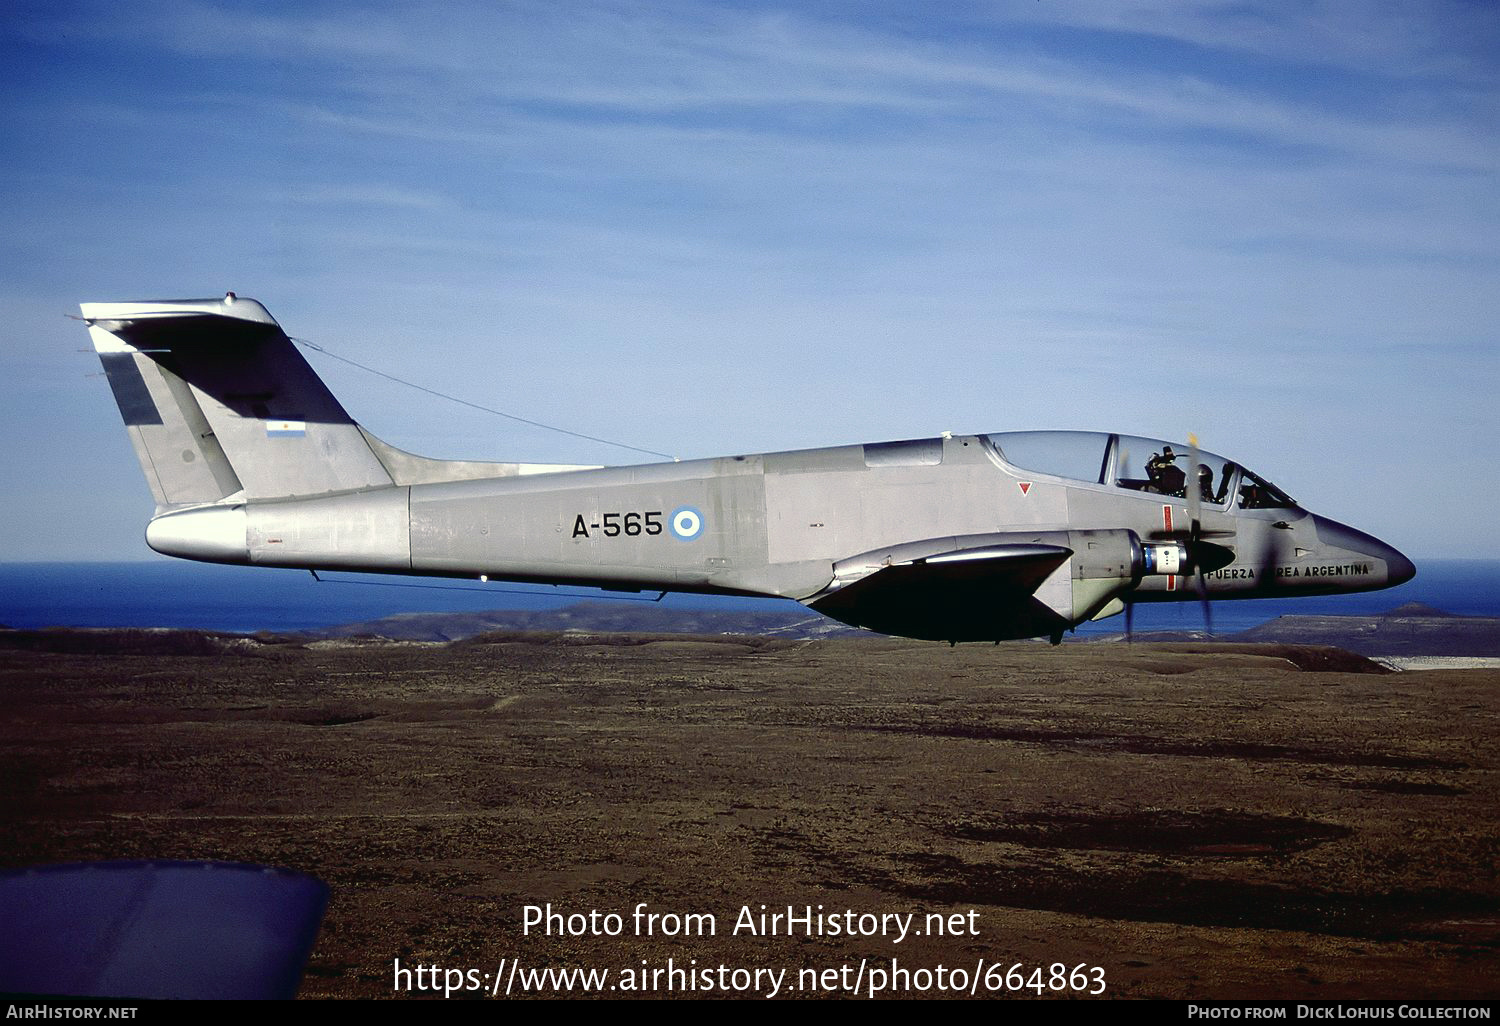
[1187,433,1202,528]
[1146,527,1235,540]
[1187,433,1215,638]
[1195,566,1214,638]
[1253,526,1283,594]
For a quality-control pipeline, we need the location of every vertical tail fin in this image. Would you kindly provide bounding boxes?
[83,295,393,507]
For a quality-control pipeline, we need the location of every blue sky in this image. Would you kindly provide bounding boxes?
[3,0,1496,559]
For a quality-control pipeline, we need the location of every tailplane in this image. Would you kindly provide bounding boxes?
[85,293,603,527]
[84,294,392,508]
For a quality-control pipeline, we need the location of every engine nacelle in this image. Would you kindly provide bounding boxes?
[1141,542,1189,576]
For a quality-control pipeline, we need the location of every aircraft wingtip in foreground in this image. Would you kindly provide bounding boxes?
[83,293,1414,644]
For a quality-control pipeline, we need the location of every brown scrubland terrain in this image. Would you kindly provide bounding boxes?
[1,629,1495,999]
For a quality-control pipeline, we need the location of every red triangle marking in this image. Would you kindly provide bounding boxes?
[1018,481,1032,495]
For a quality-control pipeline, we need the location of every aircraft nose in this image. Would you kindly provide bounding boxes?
[1385,546,1417,588]
[1312,516,1416,587]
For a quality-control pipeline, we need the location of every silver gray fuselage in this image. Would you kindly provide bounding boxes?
[148,432,1411,607]
[86,295,1413,643]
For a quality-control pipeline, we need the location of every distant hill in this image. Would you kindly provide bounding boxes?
[293,600,1500,656]
[8,600,1495,657]
[1227,605,1500,656]
[292,600,866,642]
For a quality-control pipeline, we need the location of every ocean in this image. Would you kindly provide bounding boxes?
[0,559,1495,637]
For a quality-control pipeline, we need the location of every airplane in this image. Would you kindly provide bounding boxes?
[82,294,1415,645]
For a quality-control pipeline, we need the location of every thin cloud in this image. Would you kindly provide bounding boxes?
[20,2,1496,177]
[981,0,1500,84]
[279,184,455,212]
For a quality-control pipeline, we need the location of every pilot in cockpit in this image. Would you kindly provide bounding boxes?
[1197,464,1216,503]
[1145,446,1186,496]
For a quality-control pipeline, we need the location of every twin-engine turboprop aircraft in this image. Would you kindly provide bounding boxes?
[83,294,1414,644]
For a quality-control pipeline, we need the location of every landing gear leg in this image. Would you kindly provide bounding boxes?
[1049,630,1064,646]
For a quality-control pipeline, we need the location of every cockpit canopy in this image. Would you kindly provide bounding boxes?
[985,431,1296,510]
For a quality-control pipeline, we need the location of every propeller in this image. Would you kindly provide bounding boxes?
[1120,438,1137,645]
[1249,516,1290,597]
[1143,434,1236,639]
[1186,434,1211,637]
[1195,561,1214,638]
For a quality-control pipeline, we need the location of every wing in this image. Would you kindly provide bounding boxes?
[809,537,1074,642]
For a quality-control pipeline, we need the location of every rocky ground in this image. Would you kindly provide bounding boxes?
[1,630,1496,1000]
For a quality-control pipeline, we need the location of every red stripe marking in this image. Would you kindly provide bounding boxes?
[1163,505,1176,591]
